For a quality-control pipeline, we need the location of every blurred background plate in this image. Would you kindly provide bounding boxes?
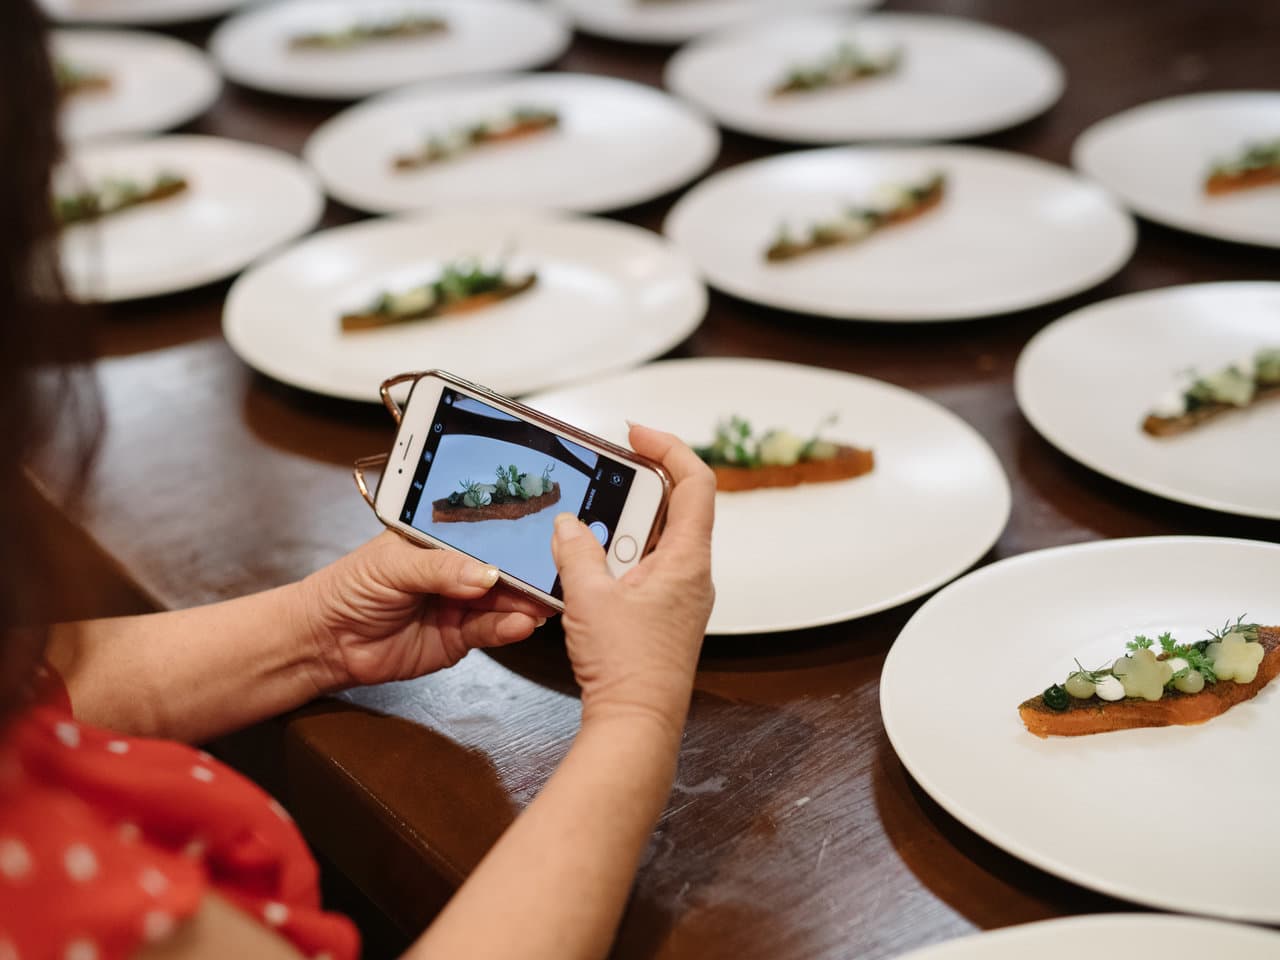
[53,29,222,143]
[881,536,1280,921]
[304,73,720,215]
[39,0,252,25]
[891,915,1280,960]
[552,0,878,46]
[1073,91,1280,248]
[663,144,1135,321]
[665,12,1063,144]
[527,357,1010,635]
[59,134,322,302]
[1016,282,1280,519]
[211,0,571,100]
[222,208,708,402]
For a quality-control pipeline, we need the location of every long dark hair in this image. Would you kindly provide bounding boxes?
[0,0,103,718]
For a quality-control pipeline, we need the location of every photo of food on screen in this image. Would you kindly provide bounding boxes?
[400,392,634,596]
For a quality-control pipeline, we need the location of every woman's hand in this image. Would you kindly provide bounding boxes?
[301,532,551,692]
[552,423,716,737]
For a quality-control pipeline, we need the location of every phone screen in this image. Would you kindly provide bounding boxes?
[397,388,637,599]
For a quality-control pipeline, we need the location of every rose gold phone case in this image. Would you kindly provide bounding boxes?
[353,370,672,609]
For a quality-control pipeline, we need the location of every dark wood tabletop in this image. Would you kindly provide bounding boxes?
[36,1,1280,957]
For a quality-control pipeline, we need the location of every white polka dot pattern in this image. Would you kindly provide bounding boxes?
[143,911,175,943]
[63,844,98,883]
[105,741,129,755]
[0,840,32,881]
[139,867,169,898]
[190,766,214,783]
[54,723,80,749]
[117,822,141,844]
[181,838,206,860]
[263,901,289,927]
[63,939,97,960]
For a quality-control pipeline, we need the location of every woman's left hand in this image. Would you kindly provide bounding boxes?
[300,531,550,691]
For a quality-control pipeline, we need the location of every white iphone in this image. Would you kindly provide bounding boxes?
[372,370,671,611]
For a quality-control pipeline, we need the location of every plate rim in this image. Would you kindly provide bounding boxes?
[662,142,1137,322]
[891,912,1280,960]
[1014,279,1280,520]
[1071,89,1280,250]
[662,10,1066,145]
[526,355,1012,635]
[60,132,324,302]
[221,207,709,403]
[551,0,880,46]
[41,0,249,26]
[210,0,573,101]
[880,533,1280,922]
[301,70,722,215]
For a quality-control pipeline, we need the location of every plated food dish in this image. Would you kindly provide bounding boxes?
[1016,282,1280,519]
[1141,346,1280,436]
[55,171,188,226]
[339,258,537,332]
[38,0,251,25]
[52,29,222,143]
[211,0,570,100]
[552,0,876,46]
[889,914,1280,960]
[664,145,1134,322]
[881,535,1280,921]
[527,358,1010,635]
[58,135,322,302]
[1073,91,1280,248]
[222,208,706,402]
[1020,617,1278,737]
[305,73,718,215]
[665,12,1063,144]
[693,415,874,492]
[432,463,560,523]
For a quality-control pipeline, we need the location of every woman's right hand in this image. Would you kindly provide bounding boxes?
[551,423,716,738]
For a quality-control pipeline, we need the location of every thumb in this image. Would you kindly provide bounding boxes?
[363,531,500,599]
[551,513,611,600]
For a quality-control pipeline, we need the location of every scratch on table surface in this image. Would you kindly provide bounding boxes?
[672,774,728,796]
[815,835,830,874]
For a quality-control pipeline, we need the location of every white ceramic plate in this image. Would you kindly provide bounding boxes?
[1073,91,1280,248]
[211,0,570,100]
[304,73,720,216]
[664,145,1135,322]
[552,0,877,45]
[39,0,252,25]
[893,915,1280,960]
[53,29,222,144]
[59,134,323,302]
[881,536,1280,922]
[1015,282,1280,520]
[665,12,1063,144]
[527,358,1010,634]
[223,209,707,402]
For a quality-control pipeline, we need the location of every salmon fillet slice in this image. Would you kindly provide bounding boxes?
[1019,626,1280,738]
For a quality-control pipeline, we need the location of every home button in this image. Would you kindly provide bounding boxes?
[613,534,638,563]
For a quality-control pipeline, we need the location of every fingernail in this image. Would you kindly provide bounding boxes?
[464,563,500,588]
[536,617,547,628]
[625,419,638,428]
[554,513,578,535]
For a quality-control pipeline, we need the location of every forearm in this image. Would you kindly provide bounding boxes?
[411,712,686,960]
[46,583,330,742]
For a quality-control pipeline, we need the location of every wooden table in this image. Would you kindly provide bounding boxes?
[40,1,1280,957]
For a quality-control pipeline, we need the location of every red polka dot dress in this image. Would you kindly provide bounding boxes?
[0,671,359,960]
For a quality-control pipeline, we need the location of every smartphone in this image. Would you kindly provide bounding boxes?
[372,371,671,610]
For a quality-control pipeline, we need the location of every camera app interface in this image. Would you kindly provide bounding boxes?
[399,389,637,599]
